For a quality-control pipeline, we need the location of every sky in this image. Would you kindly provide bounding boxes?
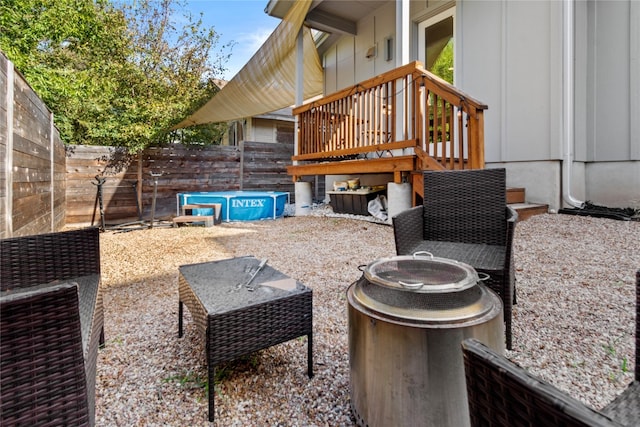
[180,1,281,80]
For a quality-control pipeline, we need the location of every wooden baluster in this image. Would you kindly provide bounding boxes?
[447,102,454,169]
[368,87,372,146]
[391,80,397,145]
[457,107,464,169]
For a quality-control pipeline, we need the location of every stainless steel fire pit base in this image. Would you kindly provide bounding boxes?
[347,277,504,427]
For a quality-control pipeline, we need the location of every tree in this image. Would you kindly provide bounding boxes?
[0,0,231,152]
[431,39,453,84]
[1,0,131,143]
[112,0,232,150]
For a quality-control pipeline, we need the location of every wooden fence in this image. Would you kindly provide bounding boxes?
[1,52,323,236]
[65,141,322,226]
[1,53,66,238]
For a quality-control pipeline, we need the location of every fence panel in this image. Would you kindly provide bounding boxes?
[1,53,66,238]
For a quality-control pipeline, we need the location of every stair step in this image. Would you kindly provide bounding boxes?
[507,187,526,204]
[509,203,548,221]
[172,215,214,227]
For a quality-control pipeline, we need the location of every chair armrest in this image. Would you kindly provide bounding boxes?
[392,206,424,255]
[636,269,640,382]
[462,338,624,427]
[507,205,518,224]
[501,206,518,284]
[505,206,518,249]
[0,281,78,303]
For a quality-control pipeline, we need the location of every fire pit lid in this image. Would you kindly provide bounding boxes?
[363,251,479,294]
[353,252,499,323]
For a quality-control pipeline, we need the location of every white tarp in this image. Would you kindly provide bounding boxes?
[174,0,322,128]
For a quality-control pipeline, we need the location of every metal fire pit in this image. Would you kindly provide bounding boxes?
[347,252,505,427]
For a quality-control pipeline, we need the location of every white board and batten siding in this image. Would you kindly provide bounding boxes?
[317,0,639,210]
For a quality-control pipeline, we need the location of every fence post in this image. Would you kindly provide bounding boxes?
[49,110,54,232]
[137,152,142,214]
[239,140,245,190]
[4,56,14,237]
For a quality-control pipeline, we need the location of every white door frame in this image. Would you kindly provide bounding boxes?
[417,6,456,83]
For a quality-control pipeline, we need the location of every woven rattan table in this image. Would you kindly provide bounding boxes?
[178,256,313,422]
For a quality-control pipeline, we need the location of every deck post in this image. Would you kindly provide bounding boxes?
[395,0,410,66]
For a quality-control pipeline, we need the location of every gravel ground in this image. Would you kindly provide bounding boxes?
[95,210,639,426]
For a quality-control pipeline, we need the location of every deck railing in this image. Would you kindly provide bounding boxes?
[292,61,487,171]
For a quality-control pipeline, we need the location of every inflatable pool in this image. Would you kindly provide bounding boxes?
[176,191,289,222]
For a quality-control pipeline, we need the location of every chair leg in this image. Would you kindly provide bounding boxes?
[505,311,513,350]
[478,269,513,350]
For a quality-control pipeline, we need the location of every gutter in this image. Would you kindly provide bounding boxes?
[562,0,585,208]
[264,0,290,19]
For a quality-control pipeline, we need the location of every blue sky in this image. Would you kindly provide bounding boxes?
[181,1,280,80]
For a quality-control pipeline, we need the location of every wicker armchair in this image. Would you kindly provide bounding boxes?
[1,283,91,426]
[393,168,517,349]
[0,227,103,426]
[462,270,640,426]
[600,269,640,423]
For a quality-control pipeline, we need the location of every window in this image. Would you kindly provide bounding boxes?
[418,8,455,84]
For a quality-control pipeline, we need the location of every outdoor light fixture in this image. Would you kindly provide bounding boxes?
[365,45,376,59]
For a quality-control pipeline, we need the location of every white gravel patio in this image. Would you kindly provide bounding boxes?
[94,212,639,426]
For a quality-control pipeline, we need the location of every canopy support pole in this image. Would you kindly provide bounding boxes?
[294,27,304,162]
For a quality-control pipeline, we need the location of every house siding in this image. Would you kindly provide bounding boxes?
[462,0,638,208]
[580,0,634,162]
[323,2,397,94]
[458,0,563,163]
[253,118,276,143]
[318,0,639,209]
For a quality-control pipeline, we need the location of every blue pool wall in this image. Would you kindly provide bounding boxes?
[176,191,289,222]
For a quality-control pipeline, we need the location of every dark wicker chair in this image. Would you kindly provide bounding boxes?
[0,227,103,426]
[392,168,517,349]
[462,269,640,427]
[1,282,91,426]
[600,269,640,423]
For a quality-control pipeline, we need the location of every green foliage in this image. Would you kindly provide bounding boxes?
[163,369,208,390]
[431,39,453,84]
[0,0,230,152]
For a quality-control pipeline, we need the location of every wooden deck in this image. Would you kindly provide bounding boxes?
[288,62,487,184]
[288,155,417,183]
[287,62,547,219]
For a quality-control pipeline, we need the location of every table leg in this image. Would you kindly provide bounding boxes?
[208,365,215,422]
[178,300,183,338]
[307,332,314,378]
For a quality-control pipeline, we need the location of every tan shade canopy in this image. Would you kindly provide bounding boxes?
[174,0,323,129]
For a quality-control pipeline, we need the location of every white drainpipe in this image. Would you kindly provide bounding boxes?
[562,0,585,208]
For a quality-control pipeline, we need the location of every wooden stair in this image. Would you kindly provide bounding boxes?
[172,203,222,227]
[507,187,548,221]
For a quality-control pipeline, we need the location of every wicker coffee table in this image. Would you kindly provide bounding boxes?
[178,256,313,422]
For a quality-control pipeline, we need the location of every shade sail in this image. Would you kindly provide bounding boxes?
[174,0,323,128]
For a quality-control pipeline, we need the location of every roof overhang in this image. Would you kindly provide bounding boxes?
[265,0,387,36]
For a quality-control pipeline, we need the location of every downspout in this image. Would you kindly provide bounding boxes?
[562,0,585,208]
